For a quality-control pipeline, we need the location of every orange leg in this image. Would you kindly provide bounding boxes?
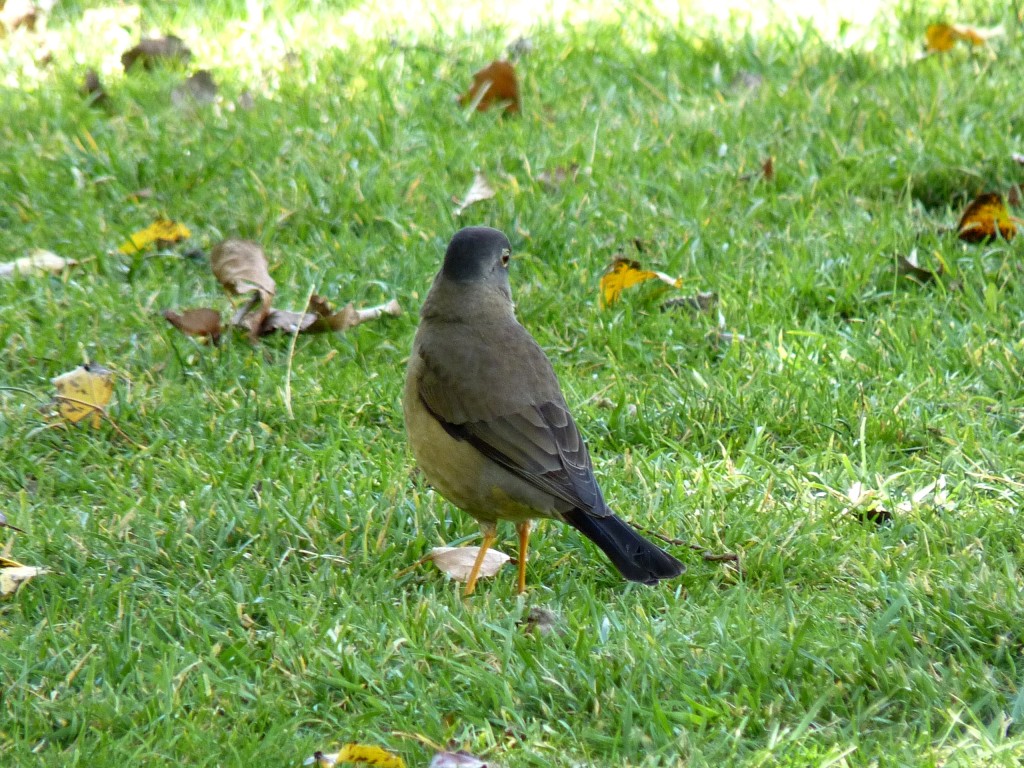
[516,520,532,594]
[464,525,497,596]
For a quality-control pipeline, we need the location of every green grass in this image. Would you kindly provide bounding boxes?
[2,0,1024,765]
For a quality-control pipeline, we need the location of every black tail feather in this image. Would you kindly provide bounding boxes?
[563,509,685,584]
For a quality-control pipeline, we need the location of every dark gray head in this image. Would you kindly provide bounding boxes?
[442,226,512,284]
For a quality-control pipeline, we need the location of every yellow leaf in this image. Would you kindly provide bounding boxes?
[52,364,115,429]
[118,218,191,255]
[956,192,1018,243]
[308,744,406,768]
[599,257,682,307]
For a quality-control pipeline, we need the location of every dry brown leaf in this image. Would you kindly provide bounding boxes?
[459,60,520,115]
[305,744,406,768]
[259,297,401,337]
[453,171,496,216]
[211,239,276,298]
[163,308,222,343]
[600,257,682,307]
[0,249,77,279]
[52,364,115,429]
[956,192,1017,243]
[429,751,489,768]
[118,218,191,255]
[430,546,510,583]
[122,35,193,72]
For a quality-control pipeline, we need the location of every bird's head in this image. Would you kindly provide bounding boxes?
[441,226,513,293]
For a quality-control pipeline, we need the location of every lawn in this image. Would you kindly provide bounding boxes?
[2,1,1023,766]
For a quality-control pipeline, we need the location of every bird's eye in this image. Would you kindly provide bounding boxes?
[500,249,511,267]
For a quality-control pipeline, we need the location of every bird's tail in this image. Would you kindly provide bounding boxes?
[563,509,685,585]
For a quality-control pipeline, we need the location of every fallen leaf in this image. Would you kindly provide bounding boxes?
[453,171,496,216]
[163,308,222,343]
[430,546,510,583]
[661,291,718,312]
[956,192,1017,243]
[118,218,191,255]
[0,249,77,279]
[305,744,406,768]
[1,562,49,598]
[52,364,115,429]
[459,60,520,115]
[925,23,1002,53]
[740,156,774,182]
[122,35,193,72]
[536,163,579,189]
[599,257,682,307]
[82,69,109,107]
[259,297,401,337]
[211,239,276,299]
[897,251,942,284]
[0,512,25,534]
[429,751,488,768]
[172,69,218,106]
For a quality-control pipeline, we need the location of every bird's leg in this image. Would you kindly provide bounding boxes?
[464,523,498,596]
[516,520,531,594]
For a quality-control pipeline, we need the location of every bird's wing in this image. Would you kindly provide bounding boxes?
[415,320,607,515]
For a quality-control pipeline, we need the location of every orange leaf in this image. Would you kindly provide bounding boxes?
[459,60,520,115]
[956,193,1017,243]
[599,258,682,307]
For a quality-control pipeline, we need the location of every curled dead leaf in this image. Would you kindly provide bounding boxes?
[52,364,115,429]
[259,297,401,337]
[0,249,77,279]
[956,192,1017,243]
[163,308,222,343]
[211,239,276,298]
[459,60,520,115]
[430,546,509,583]
[122,35,193,72]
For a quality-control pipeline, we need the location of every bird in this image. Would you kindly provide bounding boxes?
[403,226,686,595]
